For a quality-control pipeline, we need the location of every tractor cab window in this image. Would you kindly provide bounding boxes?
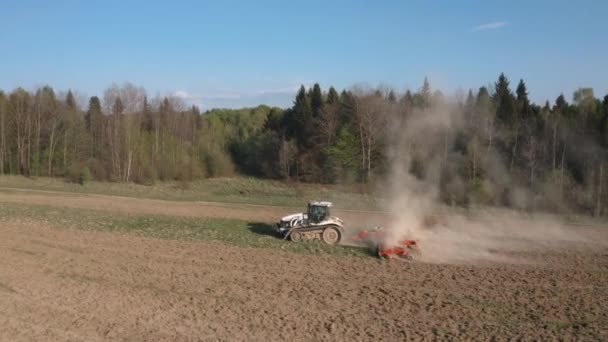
[309,205,329,223]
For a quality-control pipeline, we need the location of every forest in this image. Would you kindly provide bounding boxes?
[0,74,607,216]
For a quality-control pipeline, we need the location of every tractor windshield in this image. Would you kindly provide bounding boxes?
[309,205,329,223]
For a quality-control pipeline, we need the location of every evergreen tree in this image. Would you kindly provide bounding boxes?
[464,89,476,128]
[475,86,494,148]
[476,87,492,109]
[191,105,202,130]
[387,90,397,103]
[465,90,475,108]
[493,73,517,127]
[66,90,77,110]
[3,77,608,217]
[516,79,530,118]
[85,96,102,133]
[263,108,284,132]
[336,90,355,129]
[601,95,608,145]
[160,97,171,127]
[85,96,104,158]
[421,77,431,99]
[555,94,567,111]
[310,83,323,118]
[326,86,339,104]
[400,90,414,109]
[292,85,314,149]
[554,94,569,122]
[142,96,153,131]
[418,77,431,108]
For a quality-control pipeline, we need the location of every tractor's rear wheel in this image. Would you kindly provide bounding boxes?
[290,231,302,242]
[322,227,340,245]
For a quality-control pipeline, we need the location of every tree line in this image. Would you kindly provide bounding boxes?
[1,75,607,215]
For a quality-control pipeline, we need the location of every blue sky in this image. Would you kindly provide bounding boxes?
[1,0,606,109]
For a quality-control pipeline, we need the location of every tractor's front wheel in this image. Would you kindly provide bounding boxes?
[322,227,340,245]
[290,231,302,242]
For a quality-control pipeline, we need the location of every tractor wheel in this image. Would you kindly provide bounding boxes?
[290,231,302,242]
[321,227,340,245]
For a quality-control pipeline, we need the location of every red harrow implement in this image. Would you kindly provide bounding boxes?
[352,227,418,260]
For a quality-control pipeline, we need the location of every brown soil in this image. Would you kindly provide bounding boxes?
[0,222,607,341]
[0,190,607,341]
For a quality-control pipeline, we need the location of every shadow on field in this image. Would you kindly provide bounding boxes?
[247,222,376,256]
[248,222,281,239]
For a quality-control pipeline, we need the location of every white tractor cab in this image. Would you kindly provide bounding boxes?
[275,201,344,244]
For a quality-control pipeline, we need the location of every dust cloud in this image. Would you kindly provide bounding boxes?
[379,95,604,264]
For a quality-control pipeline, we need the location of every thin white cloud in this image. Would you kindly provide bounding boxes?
[201,91,242,100]
[471,21,508,32]
[252,85,302,96]
[175,84,304,102]
[173,84,307,109]
[174,90,193,99]
[174,90,240,102]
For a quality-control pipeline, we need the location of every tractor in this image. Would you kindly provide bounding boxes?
[275,201,344,244]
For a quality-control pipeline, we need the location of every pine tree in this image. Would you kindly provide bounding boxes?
[86,96,105,161]
[465,90,475,108]
[326,86,339,104]
[475,87,492,109]
[292,85,314,149]
[464,89,475,128]
[142,96,153,131]
[387,90,397,103]
[421,77,431,99]
[61,90,82,173]
[555,94,567,112]
[85,97,102,133]
[310,83,323,118]
[494,74,520,171]
[493,73,517,127]
[109,96,124,177]
[601,95,608,145]
[66,90,77,110]
[191,105,202,130]
[338,90,355,128]
[400,90,414,108]
[418,77,431,108]
[516,79,530,118]
[476,86,495,149]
